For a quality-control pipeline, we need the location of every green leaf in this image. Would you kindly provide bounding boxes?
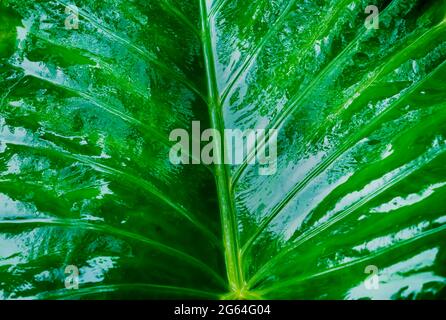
[1,0,445,299]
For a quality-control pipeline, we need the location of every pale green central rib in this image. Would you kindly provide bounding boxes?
[198,0,244,294]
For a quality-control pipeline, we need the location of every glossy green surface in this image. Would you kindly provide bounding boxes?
[0,0,445,299]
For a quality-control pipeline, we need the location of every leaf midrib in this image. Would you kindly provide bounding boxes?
[199,0,244,295]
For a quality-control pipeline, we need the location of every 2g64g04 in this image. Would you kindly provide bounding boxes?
[218,304,271,315]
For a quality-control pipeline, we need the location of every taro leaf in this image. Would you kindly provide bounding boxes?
[0,0,445,300]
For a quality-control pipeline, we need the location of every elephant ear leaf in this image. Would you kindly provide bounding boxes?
[1,0,446,300]
[216,0,446,299]
[0,0,225,299]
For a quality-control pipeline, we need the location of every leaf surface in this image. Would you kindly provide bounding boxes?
[0,0,445,299]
